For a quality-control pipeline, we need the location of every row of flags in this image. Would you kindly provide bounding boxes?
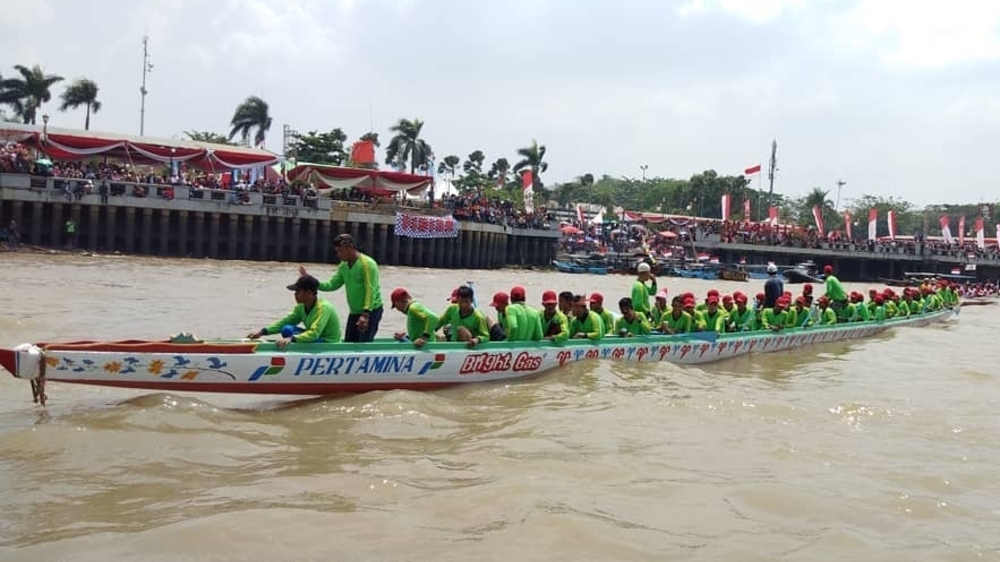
[940,216,995,248]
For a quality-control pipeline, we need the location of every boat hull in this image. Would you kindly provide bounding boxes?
[0,308,955,396]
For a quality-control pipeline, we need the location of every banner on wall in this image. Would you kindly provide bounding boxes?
[394,213,459,239]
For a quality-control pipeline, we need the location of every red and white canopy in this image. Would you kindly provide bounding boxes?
[286,164,431,196]
[0,123,281,170]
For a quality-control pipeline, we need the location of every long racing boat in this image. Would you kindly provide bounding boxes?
[0,307,957,403]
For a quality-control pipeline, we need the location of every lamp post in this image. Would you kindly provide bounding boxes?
[835,179,846,212]
[170,147,177,182]
[640,164,648,182]
[42,114,49,142]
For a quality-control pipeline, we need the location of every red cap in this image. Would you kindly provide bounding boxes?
[683,297,696,307]
[722,295,733,303]
[824,265,834,274]
[755,292,765,301]
[589,292,603,304]
[490,291,509,307]
[448,288,459,303]
[707,295,719,305]
[655,290,668,300]
[795,296,806,305]
[541,290,558,305]
[390,287,410,308]
[875,295,885,303]
[803,283,813,293]
[707,289,720,297]
[733,291,746,300]
[734,293,748,303]
[818,295,830,304]
[510,286,526,301]
[869,288,877,296]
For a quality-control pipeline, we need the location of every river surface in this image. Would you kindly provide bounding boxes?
[0,253,997,561]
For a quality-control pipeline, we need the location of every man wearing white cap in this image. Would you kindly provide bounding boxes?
[631,262,658,315]
[763,263,783,309]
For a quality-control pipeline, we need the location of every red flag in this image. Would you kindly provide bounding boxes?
[976,217,985,249]
[868,208,877,240]
[940,216,953,244]
[744,164,762,175]
[959,216,966,245]
[887,209,897,240]
[768,206,778,226]
[576,203,584,223]
[743,199,751,221]
[844,211,853,241]
[812,205,825,238]
[720,194,731,221]
[350,140,375,165]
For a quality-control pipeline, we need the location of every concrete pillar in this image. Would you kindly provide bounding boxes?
[473,232,483,268]
[88,205,99,251]
[209,212,221,258]
[402,235,414,266]
[377,223,388,262]
[307,219,318,263]
[285,218,296,261]
[177,211,189,257]
[227,214,239,259]
[125,207,137,254]
[28,202,41,246]
[105,206,117,252]
[390,229,400,265]
[12,201,24,235]
[141,208,154,255]
[243,214,254,259]
[194,212,205,258]
[158,209,170,256]
[50,203,63,247]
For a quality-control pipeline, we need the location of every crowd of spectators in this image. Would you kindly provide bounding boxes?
[442,191,553,230]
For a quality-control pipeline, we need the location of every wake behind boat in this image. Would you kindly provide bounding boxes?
[0,307,956,403]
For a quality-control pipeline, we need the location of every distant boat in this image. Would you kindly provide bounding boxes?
[782,261,824,284]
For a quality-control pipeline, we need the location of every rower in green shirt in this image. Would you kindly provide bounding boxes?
[649,291,670,326]
[727,293,756,332]
[489,291,522,341]
[761,298,790,331]
[700,295,727,334]
[539,290,570,342]
[568,294,605,340]
[631,262,657,316]
[614,297,651,336]
[815,296,837,325]
[248,275,342,348]
[438,285,490,347]
[871,295,887,322]
[661,296,693,334]
[510,286,544,341]
[389,288,437,348]
[589,292,615,335]
[301,233,384,342]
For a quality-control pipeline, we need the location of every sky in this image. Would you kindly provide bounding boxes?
[2,0,999,206]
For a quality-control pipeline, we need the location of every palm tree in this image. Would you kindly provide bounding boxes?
[185,130,234,145]
[59,78,101,130]
[228,96,272,147]
[437,155,459,178]
[513,139,549,190]
[0,64,64,124]
[385,118,433,174]
[487,157,510,186]
[802,187,836,234]
[360,131,380,147]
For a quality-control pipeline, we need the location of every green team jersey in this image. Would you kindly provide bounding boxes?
[761,308,788,329]
[540,308,570,342]
[614,311,651,336]
[817,307,837,325]
[631,279,656,314]
[318,252,384,314]
[569,310,605,340]
[440,306,490,342]
[405,301,438,341]
[701,309,727,334]
[498,306,522,341]
[872,304,887,322]
[512,303,544,341]
[662,311,693,334]
[885,300,899,318]
[594,309,615,335]
[851,302,871,322]
[825,275,848,302]
[650,305,669,326]
[265,298,341,343]
[728,307,756,332]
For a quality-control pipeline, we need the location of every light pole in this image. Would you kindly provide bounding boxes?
[640,164,648,182]
[170,147,177,181]
[140,35,153,136]
[835,179,846,212]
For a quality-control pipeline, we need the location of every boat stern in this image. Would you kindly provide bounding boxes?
[0,347,17,377]
[0,344,44,380]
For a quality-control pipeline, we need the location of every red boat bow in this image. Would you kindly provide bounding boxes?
[0,348,16,377]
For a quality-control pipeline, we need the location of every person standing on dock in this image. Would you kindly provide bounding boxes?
[299,234,384,342]
[763,263,783,308]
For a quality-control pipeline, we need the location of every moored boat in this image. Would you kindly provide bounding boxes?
[552,259,610,275]
[0,307,956,401]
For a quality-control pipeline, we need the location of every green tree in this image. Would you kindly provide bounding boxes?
[360,131,380,147]
[184,130,235,145]
[487,157,510,187]
[58,78,101,130]
[456,149,491,192]
[0,64,64,124]
[385,118,433,174]
[228,96,272,147]
[437,154,460,178]
[290,129,348,165]
[846,194,919,238]
[512,139,549,191]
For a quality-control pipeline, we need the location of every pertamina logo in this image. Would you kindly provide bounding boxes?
[459,351,543,375]
[248,357,286,381]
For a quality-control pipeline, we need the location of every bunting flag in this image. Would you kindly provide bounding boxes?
[887,209,897,240]
[940,216,953,244]
[743,199,751,221]
[720,193,731,221]
[844,211,853,241]
[959,216,966,245]
[744,164,762,175]
[521,170,534,213]
[592,207,605,225]
[812,205,825,237]
[868,208,877,240]
[576,203,584,223]
[768,206,778,226]
[976,217,985,249]
[394,213,459,238]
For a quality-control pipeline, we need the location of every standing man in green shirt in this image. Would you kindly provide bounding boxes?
[631,262,658,316]
[822,264,848,314]
[300,234,384,343]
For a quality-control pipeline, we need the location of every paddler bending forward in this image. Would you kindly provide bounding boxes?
[248,275,342,348]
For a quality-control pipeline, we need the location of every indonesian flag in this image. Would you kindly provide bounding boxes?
[940,216,953,244]
[844,211,853,241]
[575,202,583,223]
[744,164,762,175]
[887,209,897,240]
[868,208,877,240]
[721,193,731,221]
[743,198,751,221]
[959,216,966,245]
[521,170,534,213]
[812,205,825,237]
[592,207,604,225]
[976,217,985,249]
[768,206,778,226]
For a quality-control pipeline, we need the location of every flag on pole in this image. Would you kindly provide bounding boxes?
[959,216,966,245]
[720,194,731,221]
[575,202,584,223]
[868,208,877,240]
[812,205,825,237]
[975,217,985,249]
[744,164,762,175]
[940,216,953,244]
[768,206,778,226]
[743,199,751,221]
[521,170,534,213]
[592,207,604,225]
[844,211,853,241]
[887,209,897,240]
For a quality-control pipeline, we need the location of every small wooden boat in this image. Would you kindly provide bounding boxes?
[960,295,997,306]
[783,261,824,284]
[552,259,609,275]
[0,308,956,401]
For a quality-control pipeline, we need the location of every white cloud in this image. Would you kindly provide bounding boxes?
[214,0,339,61]
[676,0,806,24]
[0,0,55,29]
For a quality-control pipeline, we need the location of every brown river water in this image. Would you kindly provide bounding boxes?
[0,253,997,561]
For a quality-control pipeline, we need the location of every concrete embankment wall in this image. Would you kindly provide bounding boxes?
[0,174,559,268]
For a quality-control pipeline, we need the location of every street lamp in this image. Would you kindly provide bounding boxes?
[170,147,177,181]
[640,164,649,181]
[42,114,49,142]
[835,179,846,211]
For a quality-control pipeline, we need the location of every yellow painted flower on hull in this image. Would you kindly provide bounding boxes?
[104,361,122,373]
[148,359,164,375]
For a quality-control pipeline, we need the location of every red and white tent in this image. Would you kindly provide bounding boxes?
[0,123,280,170]
[285,163,431,197]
